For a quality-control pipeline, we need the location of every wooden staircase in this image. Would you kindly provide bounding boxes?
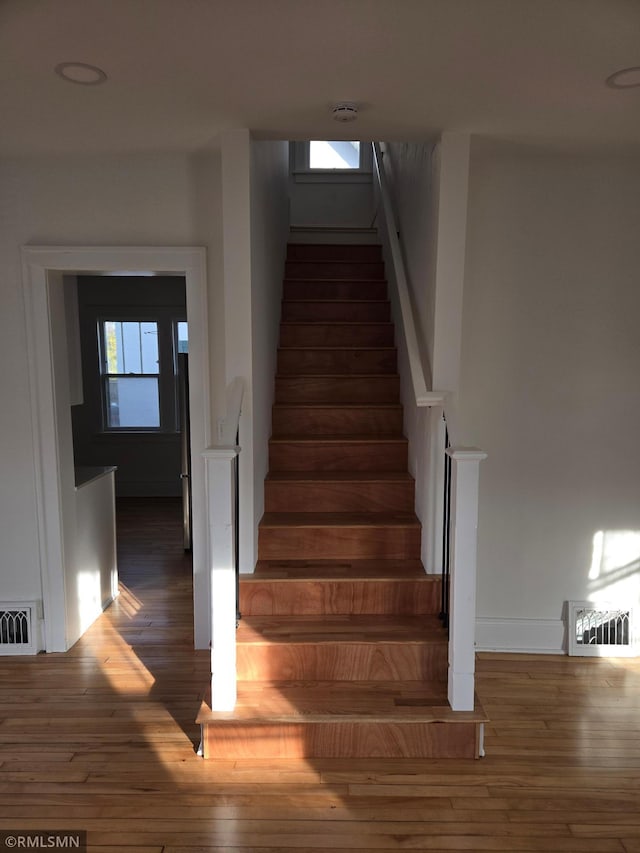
[198,242,486,759]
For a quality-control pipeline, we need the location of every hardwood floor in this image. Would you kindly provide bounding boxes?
[2,498,640,850]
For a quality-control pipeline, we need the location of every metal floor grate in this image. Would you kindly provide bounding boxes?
[0,602,39,655]
[568,601,635,657]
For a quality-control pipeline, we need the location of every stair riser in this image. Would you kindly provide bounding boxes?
[283,280,388,300]
[258,525,421,560]
[269,441,407,472]
[287,244,383,262]
[280,324,394,347]
[240,578,441,616]
[236,641,445,681]
[201,720,479,759]
[285,261,385,279]
[282,301,390,322]
[264,480,414,512]
[275,376,400,404]
[277,348,397,375]
[271,405,403,435]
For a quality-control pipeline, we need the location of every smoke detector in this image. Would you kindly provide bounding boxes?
[332,103,358,122]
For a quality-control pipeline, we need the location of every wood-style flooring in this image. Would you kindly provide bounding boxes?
[2,497,640,851]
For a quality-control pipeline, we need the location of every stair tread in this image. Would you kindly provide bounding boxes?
[265,471,413,482]
[198,681,488,724]
[251,559,429,578]
[237,614,445,644]
[281,321,393,326]
[273,403,402,408]
[278,346,396,351]
[283,298,389,304]
[269,433,406,442]
[260,512,420,528]
[284,277,387,283]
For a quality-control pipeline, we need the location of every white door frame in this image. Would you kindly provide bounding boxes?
[22,246,211,651]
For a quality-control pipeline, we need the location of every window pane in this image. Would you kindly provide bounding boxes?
[103,321,158,375]
[104,321,120,373]
[177,321,188,354]
[309,141,360,169]
[106,377,160,428]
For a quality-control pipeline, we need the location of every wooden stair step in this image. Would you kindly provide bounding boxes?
[285,260,385,279]
[286,243,383,262]
[271,403,403,435]
[240,569,441,615]
[281,299,390,322]
[280,322,394,347]
[252,558,428,578]
[235,614,446,681]
[197,680,486,758]
[258,511,421,560]
[277,347,397,375]
[283,279,388,300]
[275,374,400,403]
[201,679,485,720]
[268,436,408,471]
[264,471,415,512]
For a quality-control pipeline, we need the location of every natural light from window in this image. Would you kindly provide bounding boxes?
[102,320,160,428]
[309,140,360,169]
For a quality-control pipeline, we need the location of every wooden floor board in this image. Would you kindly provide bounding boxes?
[1,498,639,851]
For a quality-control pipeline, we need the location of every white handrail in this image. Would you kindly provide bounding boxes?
[372,142,445,410]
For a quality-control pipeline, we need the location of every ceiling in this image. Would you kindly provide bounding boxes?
[2,0,640,156]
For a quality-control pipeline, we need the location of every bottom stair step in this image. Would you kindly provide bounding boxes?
[197,681,487,759]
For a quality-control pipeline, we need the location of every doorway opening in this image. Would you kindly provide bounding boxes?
[22,246,210,654]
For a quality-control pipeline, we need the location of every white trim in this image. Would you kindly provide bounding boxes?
[203,447,239,710]
[21,246,211,650]
[446,450,486,711]
[475,617,566,655]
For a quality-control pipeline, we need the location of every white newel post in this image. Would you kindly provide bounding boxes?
[203,447,239,711]
[446,448,487,711]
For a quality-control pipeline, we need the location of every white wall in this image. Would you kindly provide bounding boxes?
[220,132,290,572]
[384,142,440,378]
[461,139,640,652]
[70,470,118,645]
[289,143,374,227]
[0,151,221,640]
[250,140,290,558]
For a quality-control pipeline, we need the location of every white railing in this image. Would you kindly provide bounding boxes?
[203,377,244,711]
[372,142,486,712]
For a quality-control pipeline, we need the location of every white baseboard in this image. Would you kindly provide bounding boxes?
[475,617,566,655]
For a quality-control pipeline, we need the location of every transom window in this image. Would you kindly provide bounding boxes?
[309,140,361,170]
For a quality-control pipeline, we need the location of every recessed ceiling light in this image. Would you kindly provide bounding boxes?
[605,66,640,89]
[54,62,108,86]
